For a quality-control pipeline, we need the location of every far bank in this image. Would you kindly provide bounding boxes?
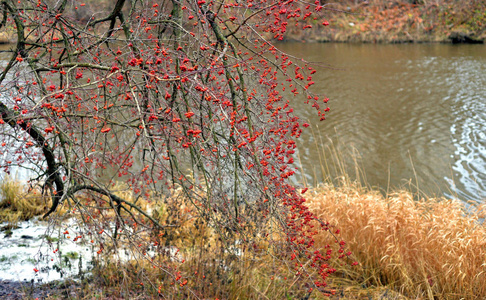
[282,0,485,44]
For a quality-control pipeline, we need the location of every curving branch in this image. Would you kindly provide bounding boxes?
[67,184,165,229]
[0,101,65,218]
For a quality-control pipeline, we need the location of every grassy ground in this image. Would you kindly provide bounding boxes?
[2,175,485,299]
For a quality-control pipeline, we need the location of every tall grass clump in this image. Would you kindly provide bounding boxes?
[61,184,317,299]
[307,184,486,299]
[0,176,49,224]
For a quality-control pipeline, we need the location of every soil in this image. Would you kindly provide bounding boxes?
[0,279,81,299]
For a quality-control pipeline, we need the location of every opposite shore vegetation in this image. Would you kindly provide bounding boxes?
[1,1,485,44]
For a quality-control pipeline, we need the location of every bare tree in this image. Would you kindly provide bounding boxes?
[0,0,346,297]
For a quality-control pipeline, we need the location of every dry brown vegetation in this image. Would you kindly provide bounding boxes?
[2,1,484,44]
[2,176,485,299]
[307,184,486,299]
[75,187,322,299]
[0,177,51,224]
[284,0,486,43]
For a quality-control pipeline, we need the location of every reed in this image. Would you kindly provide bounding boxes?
[2,150,485,299]
[79,180,486,299]
[307,184,486,299]
[81,186,318,299]
[0,176,49,224]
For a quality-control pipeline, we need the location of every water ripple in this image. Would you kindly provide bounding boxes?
[279,43,486,202]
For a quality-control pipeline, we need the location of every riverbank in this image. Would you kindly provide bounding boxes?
[284,0,486,43]
[1,178,485,299]
[1,1,484,45]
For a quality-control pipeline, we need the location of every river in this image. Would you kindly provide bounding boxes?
[1,43,485,203]
[278,42,486,203]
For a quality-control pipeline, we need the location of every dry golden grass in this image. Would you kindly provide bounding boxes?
[0,177,50,224]
[3,176,486,299]
[307,184,486,300]
[87,244,310,300]
[78,199,318,299]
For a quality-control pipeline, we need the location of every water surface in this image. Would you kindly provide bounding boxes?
[278,43,486,202]
[1,43,485,202]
